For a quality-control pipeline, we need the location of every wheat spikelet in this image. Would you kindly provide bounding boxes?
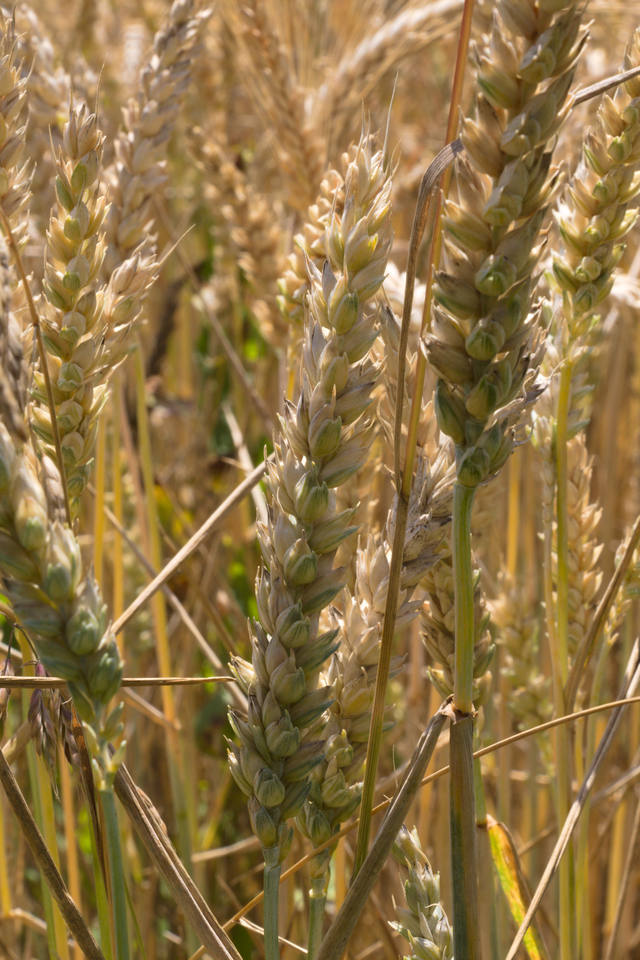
[277,166,345,316]
[0,12,32,252]
[421,536,493,706]
[548,30,640,349]
[556,434,603,657]
[0,236,27,441]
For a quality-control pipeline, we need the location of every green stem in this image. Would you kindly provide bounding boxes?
[100,787,131,960]
[553,359,576,960]
[576,630,612,959]
[26,745,59,960]
[450,480,479,960]
[19,637,70,960]
[308,879,328,960]
[263,846,282,960]
[89,825,113,960]
[452,482,476,714]
[450,715,479,960]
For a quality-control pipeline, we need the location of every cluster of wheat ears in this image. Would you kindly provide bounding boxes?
[1,0,640,959]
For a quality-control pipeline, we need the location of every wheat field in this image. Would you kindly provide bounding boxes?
[0,1,640,959]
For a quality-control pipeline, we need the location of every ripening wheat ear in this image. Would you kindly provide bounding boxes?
[28,100,109,509]
[13,3,72,215]
[225,0,325,214]
[0,13,32,253]
[105,0,210,269]
[227,128,393,959]
[426,1,587,484]
[0,12,34,438]
[194,128,286,346]
[391,825,454,960]
[0,224,123,779]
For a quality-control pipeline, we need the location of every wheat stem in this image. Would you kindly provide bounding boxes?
[555,361,573,683]
[0,742,105,959]
[452,482,476,714]
[262,847,282,960]
[59,760,83,960]
[89,823,114,960]
[450,481,478,960]
[93,417,107,585]
[308,890,326,960]
[100,786,131,960]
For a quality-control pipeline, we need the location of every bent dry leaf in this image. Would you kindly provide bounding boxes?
[487,815,550,960]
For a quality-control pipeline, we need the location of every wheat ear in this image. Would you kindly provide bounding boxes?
[391,825,454,960]
[227,129,392,960]
[105,0,210,267]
